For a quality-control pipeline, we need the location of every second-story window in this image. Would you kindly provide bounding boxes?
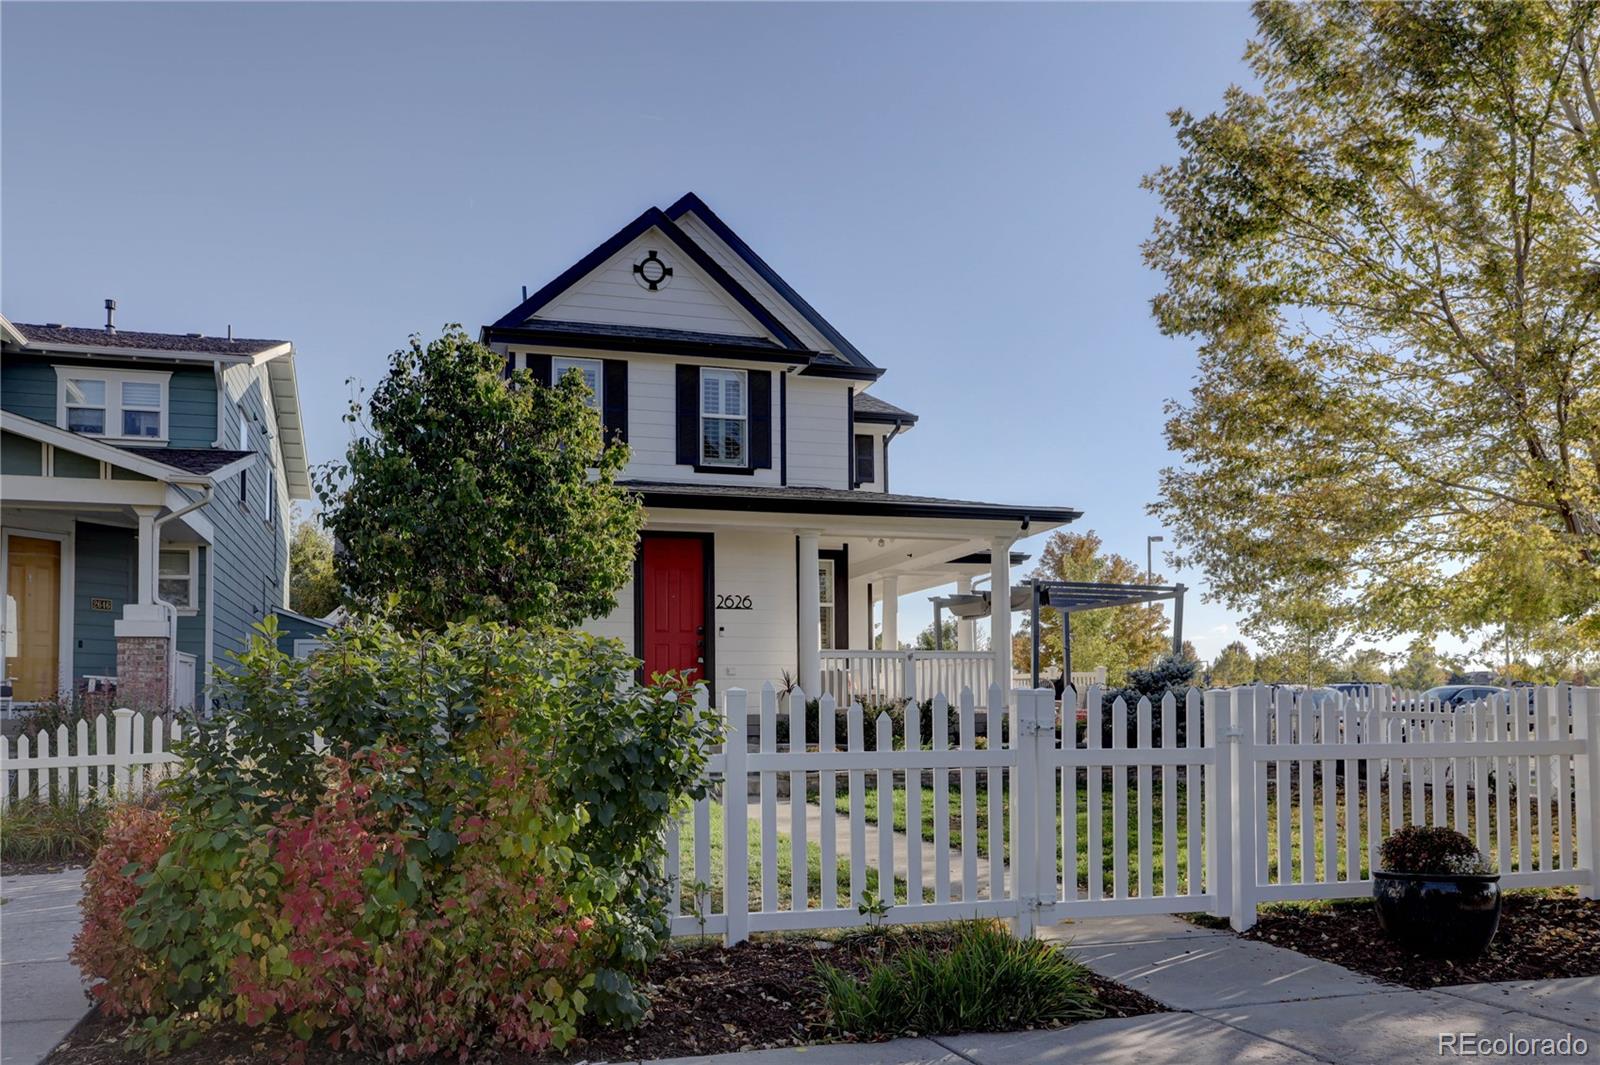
[552,356,603,410]
[854,434,875,486]
[55,367,169,440]
[700,368,746,467]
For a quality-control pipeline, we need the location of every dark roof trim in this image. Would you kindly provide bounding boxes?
[853,393,919,425]
[624,482,1081,524]
[666,193,879,371]
[483,324,817,365]
[488,207,804,349]
[796,361,884,381]
[949,551,1030,566]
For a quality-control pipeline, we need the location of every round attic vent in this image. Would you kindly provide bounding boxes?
[632,249,673,291]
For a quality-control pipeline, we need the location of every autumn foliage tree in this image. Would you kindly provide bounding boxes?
[1145,2,1600,654]
[1011,531,1169,685]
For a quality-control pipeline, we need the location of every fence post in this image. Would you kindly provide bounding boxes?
[722,689,750,945]
[1575,688,1600,901]
[1206,689,1233,920]
[1228,687,1259,931]
[112,707,134,800]
[902,652,918,706]
[1034,689,1059,930]
[1010,689,1043,939]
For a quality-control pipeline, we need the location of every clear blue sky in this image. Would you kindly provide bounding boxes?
[3,1,1268,661]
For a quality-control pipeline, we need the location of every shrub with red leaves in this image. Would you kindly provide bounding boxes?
[71,802,174,1017]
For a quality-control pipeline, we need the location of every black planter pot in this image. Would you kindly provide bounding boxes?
[1372,870,1502,958]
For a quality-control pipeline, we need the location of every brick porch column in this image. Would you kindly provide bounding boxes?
[113,504,171,709]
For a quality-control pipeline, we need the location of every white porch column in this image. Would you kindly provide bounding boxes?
[134,506,158,605]
[881,574,900,651]
[989,535,1014,707]
[797,530,822,697]
[955,576,975,652]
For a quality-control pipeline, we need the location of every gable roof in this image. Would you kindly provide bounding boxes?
[489,207,805,348]
[665,193,877,372]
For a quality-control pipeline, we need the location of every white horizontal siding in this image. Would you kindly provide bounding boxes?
[622,357,782,486]
[853,426,889,493]
[581,579,634,650]
[674,212,837,356]
[786,377,850,489]
[537,229,770,338]
[712,529,796,693]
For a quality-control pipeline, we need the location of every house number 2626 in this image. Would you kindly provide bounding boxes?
[716,594,753,610]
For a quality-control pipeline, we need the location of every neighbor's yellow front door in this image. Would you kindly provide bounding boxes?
[5,535,61,702]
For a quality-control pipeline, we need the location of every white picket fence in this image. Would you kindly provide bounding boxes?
[664,683,1600,942]
[7,686,1596,946]
[818,650,994,709]
[0,708,185,809]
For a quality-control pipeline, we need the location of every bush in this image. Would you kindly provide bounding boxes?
[73,615,719,1057]
[775,695,965,751]
[815,920,1102,1037]
[0,797,109,864]
[1090,653,1199,747]
[1379,825,1493,875]
[73,803,173,1018]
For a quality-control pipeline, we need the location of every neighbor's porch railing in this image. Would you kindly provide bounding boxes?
[819,650,994,708]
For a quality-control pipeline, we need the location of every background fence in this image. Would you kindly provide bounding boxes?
[6,685,1596,945]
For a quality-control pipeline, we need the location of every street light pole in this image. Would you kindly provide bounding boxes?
[1146,535,1164,585]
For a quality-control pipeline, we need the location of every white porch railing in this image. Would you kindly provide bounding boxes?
[819,650,993,708]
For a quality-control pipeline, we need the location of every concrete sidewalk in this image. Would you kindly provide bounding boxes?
[648,915,1600,1065]
[0,869,90,1065]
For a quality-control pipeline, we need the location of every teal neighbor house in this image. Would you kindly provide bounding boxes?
[0,308,311,710]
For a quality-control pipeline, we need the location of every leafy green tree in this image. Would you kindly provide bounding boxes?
[916,618,961,650]
[286,510,340,619]
[1391,637,1449,692]
[316,327,642,630]
[1209,640,1256,686]
[1011,531,1170,685]
[1341,648,1393,684]
[1145,2,1600,653]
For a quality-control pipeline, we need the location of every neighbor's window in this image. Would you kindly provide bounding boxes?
[819,559,836,650]
[700,367,746,466]
[158,548,196,610]
[55,368,169,440]
[552,356,603,409]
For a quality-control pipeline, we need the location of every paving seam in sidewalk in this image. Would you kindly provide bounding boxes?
[925,1035,985,1065]
[1427,986,1600,1035]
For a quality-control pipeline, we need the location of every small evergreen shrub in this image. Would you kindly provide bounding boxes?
[815,920,1102,1037]
[1379,825,1493,875]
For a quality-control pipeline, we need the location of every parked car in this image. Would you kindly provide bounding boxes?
[1421,684,1508,707]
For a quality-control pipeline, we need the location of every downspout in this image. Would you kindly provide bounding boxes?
[882,423,904,492]
[151,485,215,713]
[211,361,226,447]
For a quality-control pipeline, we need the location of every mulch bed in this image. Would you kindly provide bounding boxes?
[49,927,1163,1064]
[1241,890,1600,988]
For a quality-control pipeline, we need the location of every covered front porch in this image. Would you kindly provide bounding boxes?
[623,481,1081,710]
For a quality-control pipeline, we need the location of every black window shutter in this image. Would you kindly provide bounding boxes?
[749,370,772,469]
[855,434,875,484]
[526,352,552,386]
[602,359,628,443]
[676,365,699,465]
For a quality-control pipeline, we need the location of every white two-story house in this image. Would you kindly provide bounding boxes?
[482,194,1080,708]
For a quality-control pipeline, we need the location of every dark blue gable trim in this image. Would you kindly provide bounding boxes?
[665,192,880,372]
[488,207,805,350]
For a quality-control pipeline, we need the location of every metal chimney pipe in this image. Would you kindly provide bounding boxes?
[104,298,117,333]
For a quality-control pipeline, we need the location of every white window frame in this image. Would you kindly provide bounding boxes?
[54,367,171,442]
[818,558,836,651]
[699,367,748,468]
[552,356,603,410]
[157,545,199,615]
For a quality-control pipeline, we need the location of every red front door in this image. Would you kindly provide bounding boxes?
[641,536,707,685]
